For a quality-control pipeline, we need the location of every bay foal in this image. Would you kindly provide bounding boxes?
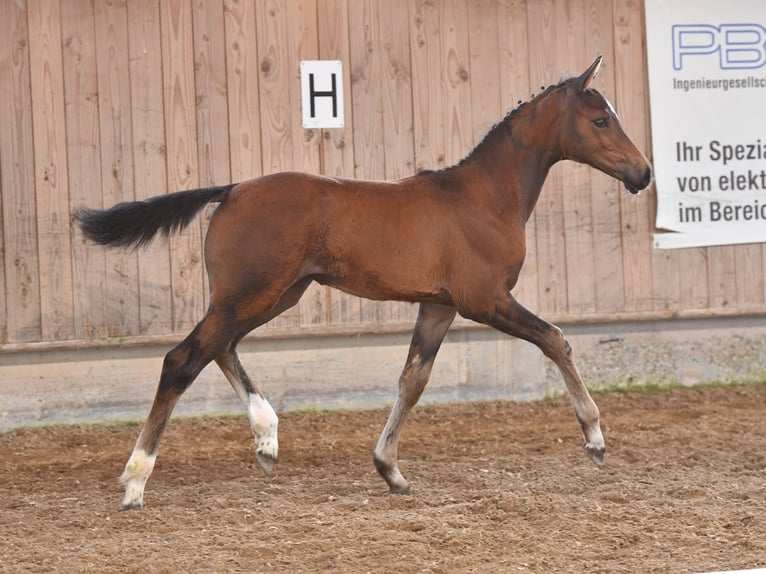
[76,57,652,509]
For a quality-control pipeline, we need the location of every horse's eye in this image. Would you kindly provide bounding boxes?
[593,117,608,128]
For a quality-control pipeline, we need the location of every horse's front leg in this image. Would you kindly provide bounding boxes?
[474,293,605,464]
[374,302,457,493]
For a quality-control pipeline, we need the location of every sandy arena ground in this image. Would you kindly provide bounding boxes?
[2,384,765,573]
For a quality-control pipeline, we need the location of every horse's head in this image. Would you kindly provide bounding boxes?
[558,57,652,194]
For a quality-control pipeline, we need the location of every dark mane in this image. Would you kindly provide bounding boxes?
[447,77,576,171]
[416,115,513,177]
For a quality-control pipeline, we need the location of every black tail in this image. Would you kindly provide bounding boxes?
[74,184,236,250]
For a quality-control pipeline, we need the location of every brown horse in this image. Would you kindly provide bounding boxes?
[75,57,651,510]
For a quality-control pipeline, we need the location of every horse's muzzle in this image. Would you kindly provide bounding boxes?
[624,165,652,195]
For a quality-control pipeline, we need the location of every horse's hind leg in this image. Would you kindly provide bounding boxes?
[215,278,312,474]
[119,311,232,510]
[374,302,456,494]
[216,349,278,473]
[483,294,605,464]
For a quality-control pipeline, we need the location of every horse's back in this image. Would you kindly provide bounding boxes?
[216,171,446,236]
[205,170,458,302]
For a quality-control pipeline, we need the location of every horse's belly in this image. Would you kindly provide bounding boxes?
[318,272,452,306]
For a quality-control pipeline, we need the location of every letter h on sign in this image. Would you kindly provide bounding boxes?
[301,60,344,128]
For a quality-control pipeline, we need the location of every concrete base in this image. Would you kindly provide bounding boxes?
[1,316,765,431]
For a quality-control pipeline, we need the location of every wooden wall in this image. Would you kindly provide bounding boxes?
[1,0,764,349]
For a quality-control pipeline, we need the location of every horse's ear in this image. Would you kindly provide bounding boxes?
[576,56,602,92]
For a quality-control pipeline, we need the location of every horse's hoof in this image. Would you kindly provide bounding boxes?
[585,443,605,466]
[119,500,144,511]
[388,486,412,496]
[256,450,277,475]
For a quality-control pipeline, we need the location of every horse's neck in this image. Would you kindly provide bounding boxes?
[515,149,560,223]
[466,112,562,224]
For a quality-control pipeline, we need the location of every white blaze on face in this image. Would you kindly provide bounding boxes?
[603,95,619,121]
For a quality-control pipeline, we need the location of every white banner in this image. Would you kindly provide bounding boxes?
[644,0,766,249]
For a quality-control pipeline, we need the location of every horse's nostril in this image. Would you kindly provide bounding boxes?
[641,166,652,188]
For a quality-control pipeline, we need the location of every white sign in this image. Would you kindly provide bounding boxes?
[300,60,344,129]
[644,0,766,249]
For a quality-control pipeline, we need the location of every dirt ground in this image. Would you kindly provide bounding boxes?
[2,384,765,574]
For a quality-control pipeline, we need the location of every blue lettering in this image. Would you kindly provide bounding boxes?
[672,23,766,70]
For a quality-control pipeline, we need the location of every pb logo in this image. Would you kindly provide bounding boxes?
[672,24,766,70]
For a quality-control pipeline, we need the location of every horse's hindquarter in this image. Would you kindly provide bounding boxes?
[204,173,332,299]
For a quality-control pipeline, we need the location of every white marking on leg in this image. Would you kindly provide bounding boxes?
[215,354,278,468]
[119,448,156,510]
[248,393,279,461]
[585,423,605,450]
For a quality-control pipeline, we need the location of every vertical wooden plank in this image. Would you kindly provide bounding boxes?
[648,177,684,312]
[439,0,472,166]
[707,246,737,310]
[410,0,444,172]
[351,0,416,183]
[467,0,501,139]
[223,0,262,182]
[498,0,538,312]
[193,0,230,186]
[127,0,173,335]
[317,0,360,327]
[584,0,626,314]
[526,0,568,316]
[560,0,597,317]
[0,150,5,342]
[613,0,653,312]
[255,0,293,177]
[60,0,108,340]
[287,0,321,175]
[676,247,709,309]
[94,0,140,336]
[763,246,766,308]
[409,0,471,170]
[28,0,75,341]
[317,0,354,178]
[648,188,684,311]
[0,190,4,342]
[379,0,415,181]
[160,0,204,332]
[0,1,42,343]
[193,0,231,311]
[498,0,533,118]
[348,0,385,180]
[734,244,764,308]
[0,8,6,340]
